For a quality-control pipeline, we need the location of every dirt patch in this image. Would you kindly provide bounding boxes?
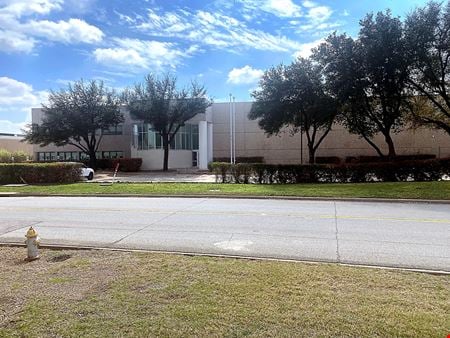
[0,248,126,329]
[48,253,72,262]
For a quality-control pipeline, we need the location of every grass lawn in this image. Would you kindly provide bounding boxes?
[0,181,450,199]
[0,247,448,337]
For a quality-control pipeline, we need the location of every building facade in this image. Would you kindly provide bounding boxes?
[0,133,33,156]
[212,102,450,163]
[31,107,213,170]
[30,103,450,170]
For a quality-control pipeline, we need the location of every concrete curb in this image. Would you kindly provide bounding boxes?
[0,192,449,204]
[1,242,449,276]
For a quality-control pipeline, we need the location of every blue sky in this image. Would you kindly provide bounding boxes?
[0,0,430,133]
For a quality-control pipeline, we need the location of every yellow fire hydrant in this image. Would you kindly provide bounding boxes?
[25,226,40,261]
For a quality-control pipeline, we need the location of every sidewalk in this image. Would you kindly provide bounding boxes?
[91,170,216,183]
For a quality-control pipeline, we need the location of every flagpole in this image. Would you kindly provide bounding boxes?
[233,96,236,164]
[229,93,233,164]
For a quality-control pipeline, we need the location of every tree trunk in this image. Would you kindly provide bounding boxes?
[308,144,315,164]
[88,149,97,169]
[384,133,396,159]
[361,134,385,157]
[163,134,169,171]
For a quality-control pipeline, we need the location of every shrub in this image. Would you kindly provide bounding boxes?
[213,157,264,163]
[315,156,342,164]
[207,158,450,184]
[110,158,142,172]
[0,162,82,184]
[93,158,143,171]
[11,150,29,162]
[232,163,253,183]
[96,158,112,170]
[0,149,30,163]
[345,154,436,163]
[210,162,233,183]
[0,149,10,163]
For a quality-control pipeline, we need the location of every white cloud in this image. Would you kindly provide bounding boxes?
[293,38,324,58]
[307,5,333,23]
[237,0,302,18]
[93,38,198,72]
[289,2,338,34]
[0,77,47,107]
[115,10,136,24]
[302,1,316,8]
[0,30,35,53]
[132,4,339,51]
[94,47,146,69]
[135,9,302,53]
[227,65,264,85]
[0,0,63,17]
[0,77,48,133]
[0,0,103,53]
[23,18,103,44]
[261,0,302,17]
[0,119,28,134]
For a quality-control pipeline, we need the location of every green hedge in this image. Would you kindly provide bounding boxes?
[209,159,450,184]
[111,158,143,172]
[96,158,143,172]
[212,157,265,163]
[0,162,82,184]
[315,156,342,164]
[345,154,436,163]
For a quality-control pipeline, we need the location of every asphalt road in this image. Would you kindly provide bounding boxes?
[0,196,449,271]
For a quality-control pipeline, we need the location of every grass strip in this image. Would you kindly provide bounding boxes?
[0,247,448,337]
[0,181,450,200]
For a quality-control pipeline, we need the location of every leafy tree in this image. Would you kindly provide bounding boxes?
[0,149,29,163]
[124,74,210,171]
[404,1,450,135]
[24,80,123,168]
[314,11,410,158]
[249,58,339,164]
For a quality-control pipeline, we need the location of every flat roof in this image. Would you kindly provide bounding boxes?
[0,133,24,138]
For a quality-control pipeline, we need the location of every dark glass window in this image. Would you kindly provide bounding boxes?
[102,124,123,135]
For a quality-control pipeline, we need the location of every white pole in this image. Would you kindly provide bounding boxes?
[229,94,233,164]
[234,97,236,165]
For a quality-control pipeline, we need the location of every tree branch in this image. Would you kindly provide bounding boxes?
[68,142,88,153]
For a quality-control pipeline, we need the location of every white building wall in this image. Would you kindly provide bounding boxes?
[131,149,192,170]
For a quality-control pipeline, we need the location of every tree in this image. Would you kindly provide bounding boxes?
[314,11,410,158]
[404,1,450,135]
[124,74,210,171]
[24,80,123,168]
[249,58,339,164]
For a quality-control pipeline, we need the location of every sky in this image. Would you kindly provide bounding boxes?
[0,0,430,134]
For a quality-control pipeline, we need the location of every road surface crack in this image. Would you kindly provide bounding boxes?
[334,202,341,262]
[228,233,234,243]
[111,198,209,246]
[0,221,42,237]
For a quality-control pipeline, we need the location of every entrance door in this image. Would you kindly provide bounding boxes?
[192,151,198,168]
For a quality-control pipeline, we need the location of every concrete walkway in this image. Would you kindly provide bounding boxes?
[0,196,449,271]
[91,170,216,183]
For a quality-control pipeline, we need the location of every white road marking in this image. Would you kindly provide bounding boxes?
[214,240,254,252]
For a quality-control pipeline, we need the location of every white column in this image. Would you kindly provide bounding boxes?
[207,122,213,163]
[198,120,208,170]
